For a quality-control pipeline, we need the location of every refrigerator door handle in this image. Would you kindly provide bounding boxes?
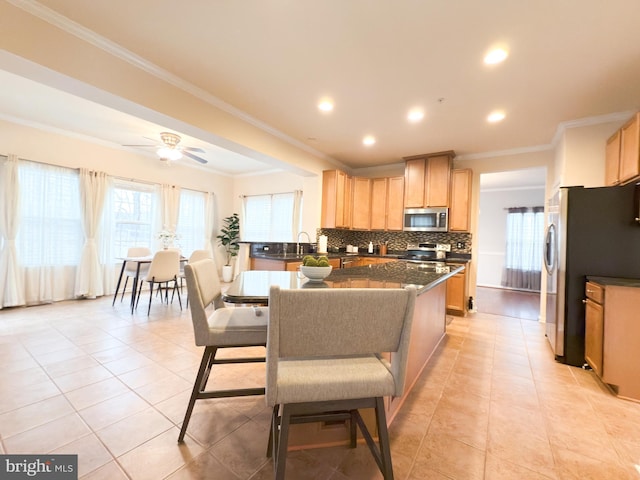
[544,223,556,275]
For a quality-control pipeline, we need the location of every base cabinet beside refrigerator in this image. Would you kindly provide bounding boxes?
[584,278,640,401]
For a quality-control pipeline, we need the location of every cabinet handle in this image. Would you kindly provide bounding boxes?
[636,217,640,223]
[582,299,587,304]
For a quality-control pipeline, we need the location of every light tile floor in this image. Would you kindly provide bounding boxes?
[1,295,640,479]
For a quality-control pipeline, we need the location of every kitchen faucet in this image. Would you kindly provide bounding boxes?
[296,231,312,255]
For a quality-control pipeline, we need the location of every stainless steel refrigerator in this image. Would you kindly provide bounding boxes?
[544,183,640,367]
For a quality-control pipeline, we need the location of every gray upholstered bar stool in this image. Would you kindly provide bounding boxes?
[266,285,416,480]
[178,258,268,443]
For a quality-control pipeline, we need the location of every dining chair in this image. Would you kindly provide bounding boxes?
[266,285,416,480]
[112,246,151,305]
[178,258,268,443]
[135,249,182,315]
[179,249,212,304]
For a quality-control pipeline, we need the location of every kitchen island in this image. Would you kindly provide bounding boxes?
[223,261,463,448]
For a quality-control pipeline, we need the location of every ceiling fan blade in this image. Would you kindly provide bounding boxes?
[122,144,156,147]
[183,146,206,153]
[143,136,161,143]
[183,150,208,164]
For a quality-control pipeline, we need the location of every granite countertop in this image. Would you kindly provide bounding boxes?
[586,276,640,288]
[223,260,464,304]
[323,261,465,294]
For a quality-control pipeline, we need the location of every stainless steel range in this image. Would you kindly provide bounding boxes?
[401,243,451,262]
[401,243,452,273]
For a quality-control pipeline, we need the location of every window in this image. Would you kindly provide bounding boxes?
[242,192,302,241]
[16,161,83,266]
[111,180,156,258]
[176,188,207,256]
[502,206,544,290]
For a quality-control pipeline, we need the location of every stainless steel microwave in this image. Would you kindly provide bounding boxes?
[403,207,448,232]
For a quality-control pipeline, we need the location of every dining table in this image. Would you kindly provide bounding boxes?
[113,254,187,314]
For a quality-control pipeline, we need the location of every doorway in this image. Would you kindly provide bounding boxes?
[476,168,546,320]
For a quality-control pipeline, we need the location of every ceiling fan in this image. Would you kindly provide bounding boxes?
[124,132,208,164]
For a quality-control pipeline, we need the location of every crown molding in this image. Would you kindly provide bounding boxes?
[7,0,338,165]
[456,144,553,161]
[550,110,635,146]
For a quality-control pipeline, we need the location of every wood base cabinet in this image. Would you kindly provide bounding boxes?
[584,282,604,376]
[585,279,640,401]
[446,268,467,316]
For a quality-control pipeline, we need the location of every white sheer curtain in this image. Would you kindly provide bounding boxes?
[75,169,109,298]
[291,189,303,240]
[157,184,181,249]
[204,192,217,257]
[17,161,83,304]
[0,155,25,308]
[502,206,544,291]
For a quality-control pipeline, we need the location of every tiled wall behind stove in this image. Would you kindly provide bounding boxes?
[317,229,472,255]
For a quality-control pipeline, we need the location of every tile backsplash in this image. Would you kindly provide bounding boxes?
[317,228,472,255]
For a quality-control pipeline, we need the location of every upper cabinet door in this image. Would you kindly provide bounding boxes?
[449,169,472,232]
[370,178,388,231]
[425,155,451,207]
[321,170,350,228]
[620,113,640,184]
[605,130,621,186]
[386,176,405,231]
[404,158,426,208]
[351,177,372,230]
[403,151,453,208]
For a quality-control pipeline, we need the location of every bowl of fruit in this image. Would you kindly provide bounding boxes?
[300,255,332,282]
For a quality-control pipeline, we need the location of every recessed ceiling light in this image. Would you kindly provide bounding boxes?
[363,135,376,146]
[318,99,334,112]
[487,111,506,123]
[484,48,508,65]
[407,109,424,123]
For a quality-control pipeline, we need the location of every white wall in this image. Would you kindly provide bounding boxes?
[477,186,546,288]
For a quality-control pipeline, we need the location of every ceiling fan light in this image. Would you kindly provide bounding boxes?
[157,147,182,161]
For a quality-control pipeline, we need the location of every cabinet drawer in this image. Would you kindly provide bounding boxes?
[585,281,604,304]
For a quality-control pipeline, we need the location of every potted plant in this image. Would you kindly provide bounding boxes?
[217,213,240,282]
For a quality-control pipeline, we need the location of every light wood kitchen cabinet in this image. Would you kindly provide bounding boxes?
[446,268,467,316]
[605,130,621,186]
[619,113,640,184]
[449,169,472,232]
[387,176,405,230]
[351,177,372,230]
[585,279,640,401]
[584,281,604,376]
[321,170,350,229]
[369,176,405,231]
[370,178,388,230]
[403,151,453,208]
[403,157,426,208]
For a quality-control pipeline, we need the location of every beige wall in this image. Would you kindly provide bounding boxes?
[555,121,624,188]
